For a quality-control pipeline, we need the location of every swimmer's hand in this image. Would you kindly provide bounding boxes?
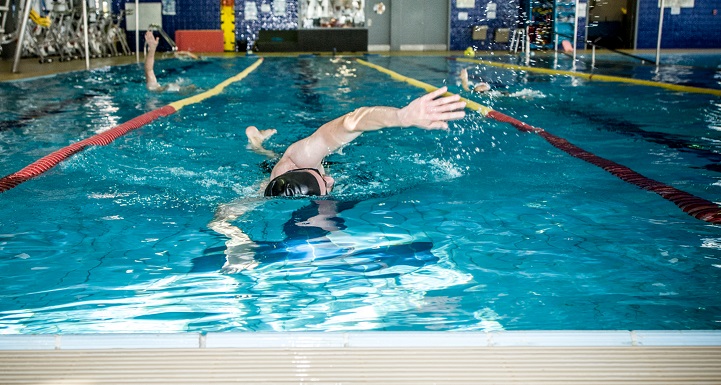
[397,86,466,130]
[145,30,159,51]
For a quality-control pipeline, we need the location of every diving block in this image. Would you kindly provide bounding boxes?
[175,30,224,53]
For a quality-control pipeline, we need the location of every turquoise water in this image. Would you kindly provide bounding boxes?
[0,54,720,333]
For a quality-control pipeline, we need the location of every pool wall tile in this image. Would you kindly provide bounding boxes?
[111,0,721,53]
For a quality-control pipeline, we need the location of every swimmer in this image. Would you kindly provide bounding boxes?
[174,50,200,60]
[144,30,196,93]
[460,68,545,100]
[460,68,491,93]
[246,86,466,197]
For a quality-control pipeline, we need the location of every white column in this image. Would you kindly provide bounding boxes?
[12,0,35,73]
[135,0,140,62]
[655,0,665,66]
[82,0,90,69]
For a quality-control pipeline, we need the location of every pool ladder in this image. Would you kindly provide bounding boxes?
[0,0,12,54]
[509,27,525,53]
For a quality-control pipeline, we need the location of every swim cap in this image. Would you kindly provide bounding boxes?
[264,169,323,197]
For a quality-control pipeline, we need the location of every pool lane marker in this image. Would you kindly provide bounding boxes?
[453,57,721,97]
[356,58,721,225]
[0,58,264,194]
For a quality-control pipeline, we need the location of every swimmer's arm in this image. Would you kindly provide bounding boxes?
[144,31,161,90]
[460,69,471,92]
[345,86,466,133]
[312,87,465,153]
[279,87,465,170]
[176,50,199,60]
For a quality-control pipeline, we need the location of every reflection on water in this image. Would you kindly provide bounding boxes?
[200,198,477,332]
[708,100,721,132]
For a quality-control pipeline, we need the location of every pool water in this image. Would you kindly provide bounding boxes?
[0,54,720,333]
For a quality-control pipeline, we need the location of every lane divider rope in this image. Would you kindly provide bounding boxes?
[0,58,264,193]
[356,58,721,225]
[453,57,721,97]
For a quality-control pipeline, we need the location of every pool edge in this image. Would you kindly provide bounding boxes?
[1,330,720,350]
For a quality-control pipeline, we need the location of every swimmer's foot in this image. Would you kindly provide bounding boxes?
[246,126,278,157]
[246,126,277,148]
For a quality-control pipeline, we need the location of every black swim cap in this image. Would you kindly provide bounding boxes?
[264,169,323,197]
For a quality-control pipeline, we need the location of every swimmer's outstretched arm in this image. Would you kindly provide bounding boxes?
[175,50,199,60]
[144,30,165,91]
[276,87,465,173]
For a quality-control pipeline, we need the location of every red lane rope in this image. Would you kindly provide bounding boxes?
[0,105,176,193]
[486,110,721,224]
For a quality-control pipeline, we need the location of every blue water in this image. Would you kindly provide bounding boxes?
[0,54,720,333]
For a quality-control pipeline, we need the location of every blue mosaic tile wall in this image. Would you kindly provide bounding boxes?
[449,1,588,52]
[114,0,720,52]
[113,0,220,52]
[235,0,299,52]
[636,0,721,49]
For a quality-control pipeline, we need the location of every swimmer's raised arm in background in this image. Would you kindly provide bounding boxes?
[460,68,472,92]
[460,68,491,93]
[144,30,166,92]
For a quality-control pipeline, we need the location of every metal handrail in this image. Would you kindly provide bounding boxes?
[12,0,33,73]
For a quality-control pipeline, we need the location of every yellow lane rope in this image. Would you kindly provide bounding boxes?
[169,58,264,111]
[355,58,721,224]
[455,57,721,97]
[0,58,265,193]
[356,59,494,116]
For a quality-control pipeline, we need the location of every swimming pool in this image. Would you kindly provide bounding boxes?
[1,53,720,334]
